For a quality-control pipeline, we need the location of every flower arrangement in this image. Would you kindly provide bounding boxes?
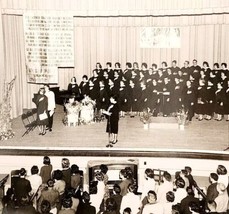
[0,77,16,140]
[65,100,81,114]
[79,96,96,125]
[176,107,188,126]
[81,95,96,108]
[140,109,151,124]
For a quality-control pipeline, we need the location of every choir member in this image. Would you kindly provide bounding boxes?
[225,80,229,121]
[195,79,207,121]
[170,60,180,76]
[182,80,196,122]
[118,80,129,117]
[214,82,226,121]
[96,80,109,112]
[79,75,89,99]
[68,77,80,98]
[181,60,191,81]
[205,79,215,120]
[123,62,132,81]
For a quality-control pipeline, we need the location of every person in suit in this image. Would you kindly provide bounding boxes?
[33,87,49,135]
[44,84,56,132]
[13,168,32,203]
[103,95,120,147]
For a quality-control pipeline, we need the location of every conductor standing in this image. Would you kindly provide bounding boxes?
[103,95,119,147]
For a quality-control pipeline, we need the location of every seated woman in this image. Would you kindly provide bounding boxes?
[64,96,80,126]
[68,77,80,99]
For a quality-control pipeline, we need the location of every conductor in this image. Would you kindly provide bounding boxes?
[103,95,120,148]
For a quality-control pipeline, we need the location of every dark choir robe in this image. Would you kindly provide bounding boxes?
[191,69,201,82]
[68,83,80,98]
[195,85,208,115]
[96,87,109,110]
[141,69,149,77]
[123,69,133,81]
[103,68,114,80]
[108,85,119,98]
[190,64,201,73]
[148,83,160,114]
[118,87,129,112]
[181,66,191,81]
[106,102,119,134]
[161,81,174,116]
[79,81,89,98]
[125,84,134,112]
[113,77,121,93]
[138,87,149,112]
[215,88,226,115]
[182,85,196,121]
[205,85,216,117]
[170,66,180,76]
[155,73,165,91]
[89,76,100,94]
[202,68,211,81]
[225,87,229,115]
[132,83,142,112]
[88,85,99,102]
[171,82,183,113]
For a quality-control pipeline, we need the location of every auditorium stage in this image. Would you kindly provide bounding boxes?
[0,105,228,159]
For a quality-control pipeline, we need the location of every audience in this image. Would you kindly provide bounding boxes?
[1,156,229,214]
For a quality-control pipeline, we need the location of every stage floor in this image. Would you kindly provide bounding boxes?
[2,105,229,155]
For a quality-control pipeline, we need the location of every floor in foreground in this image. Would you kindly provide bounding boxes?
[2,105,229,153]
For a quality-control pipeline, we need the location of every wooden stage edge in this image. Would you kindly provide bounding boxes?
[0,146,228,160]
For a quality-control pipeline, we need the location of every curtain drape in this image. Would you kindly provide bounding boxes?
[2,13,229,118]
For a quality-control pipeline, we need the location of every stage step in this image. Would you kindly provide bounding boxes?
[149,116,179,130]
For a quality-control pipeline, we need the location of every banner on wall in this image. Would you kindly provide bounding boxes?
[140,27,181,48]
[23,11,74,84]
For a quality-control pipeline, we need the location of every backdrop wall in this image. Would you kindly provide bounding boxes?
[1,0,229,118]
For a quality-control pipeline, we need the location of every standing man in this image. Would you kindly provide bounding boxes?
[44,84,56,132]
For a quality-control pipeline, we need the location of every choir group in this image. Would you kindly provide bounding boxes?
[69,59,229,122]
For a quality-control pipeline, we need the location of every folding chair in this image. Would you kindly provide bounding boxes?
[21,110,37,137]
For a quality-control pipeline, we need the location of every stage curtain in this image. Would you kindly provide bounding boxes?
[2,15,40,118]
[2,13,229,118]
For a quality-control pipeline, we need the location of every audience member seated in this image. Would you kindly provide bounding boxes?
[156,171,173,203]
[13,168,32,203]
[63,188,80,212]
[37,179,59,214]
[58,197,75,214]
[180,187,200,214]
[70,164,82,197]
[119,168,134,197]
[52,170,66,211]
[76,191,96,214]
[27,165,42,197]
[90,171,105,213]
[173,177,187,204]
[39,200,52,214]
[3,196,37,214]
[139,190,158,214]
[140,168,156,200]
[120,184,140,214]
[206,172,219,202]
[141,191,163,214]
[103,198,118,214]
[162,191,175,214]
[214,183,229,213]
